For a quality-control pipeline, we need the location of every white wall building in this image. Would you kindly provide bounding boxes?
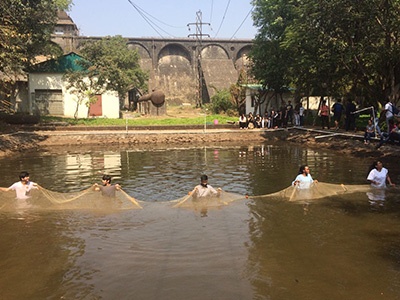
[28,53,120,119]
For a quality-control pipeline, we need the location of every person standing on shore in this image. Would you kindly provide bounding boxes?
[331,99,344,130]
[383,99,398,133]
[319,100,330,130]
[298,103,305,127]
[345,99,356,131]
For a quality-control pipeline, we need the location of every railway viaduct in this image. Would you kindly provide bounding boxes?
[53,35,253,105]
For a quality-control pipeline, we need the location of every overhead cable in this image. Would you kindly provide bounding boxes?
[229,8,253,40]
[213,0,231,38]
[127,0,177,38]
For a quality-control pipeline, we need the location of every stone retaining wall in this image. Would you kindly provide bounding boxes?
[36,130,284,147]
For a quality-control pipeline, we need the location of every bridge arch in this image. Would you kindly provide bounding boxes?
[235,45,252,70]
[200,44,230,59]
[157,43,192,64]
[127,42,151,59]
[156,43,195,105]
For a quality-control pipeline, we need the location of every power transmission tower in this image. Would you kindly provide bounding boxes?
[187,10,210,107]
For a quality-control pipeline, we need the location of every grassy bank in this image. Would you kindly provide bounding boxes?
[39,106,237,126]
[41,114,237,126]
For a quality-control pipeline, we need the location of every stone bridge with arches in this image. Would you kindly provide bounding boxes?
[54,36,253,105]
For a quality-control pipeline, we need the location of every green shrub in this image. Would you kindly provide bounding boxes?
[210,89,234,114]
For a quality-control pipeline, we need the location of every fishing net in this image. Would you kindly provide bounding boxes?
[250,182,372,202]
[0,185,142,211]
[172,191,246,210]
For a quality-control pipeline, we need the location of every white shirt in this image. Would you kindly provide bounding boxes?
[8,181,37,199]
[367,168,388,188]
[193,184,218,198]
[385,102,394,119]
[292,174,314,189]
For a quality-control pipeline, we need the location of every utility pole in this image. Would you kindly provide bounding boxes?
[187,10,210,107]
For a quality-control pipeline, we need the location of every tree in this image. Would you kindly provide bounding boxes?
[77,36,148,108]
[64,66,98,119]
[230,68,249,113]
[210,89,233,114]
[0,0,72,105]
[250,0,295,100]
[250,0,400,109]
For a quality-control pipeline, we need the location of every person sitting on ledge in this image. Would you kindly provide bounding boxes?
[363,119,376,145]
[239,113,247,129]
[376,121,400,149]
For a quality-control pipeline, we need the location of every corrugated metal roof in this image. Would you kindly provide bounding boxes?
[30,52,89,73]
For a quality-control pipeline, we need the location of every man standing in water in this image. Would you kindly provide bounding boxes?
[0,171,38,199]
[192,175,221,198]
[292,165,318,189]
[94,175,121,197]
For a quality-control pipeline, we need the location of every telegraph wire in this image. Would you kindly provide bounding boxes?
[129,1,185,29]
[126,0,252,39]
[127,0,178,38]
[127,0,164,37]
[209,0,214,24]
[213,0,231,38]
[229,8,253,40]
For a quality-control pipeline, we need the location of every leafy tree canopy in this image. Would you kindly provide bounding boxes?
[0,0,72,101]
[250,0,400,107]
[65,35,148,110]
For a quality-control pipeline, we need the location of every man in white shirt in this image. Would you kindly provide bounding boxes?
[192,175,221,198]
[0,171,38,199]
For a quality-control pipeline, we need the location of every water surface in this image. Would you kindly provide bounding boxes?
[0,142,399,300]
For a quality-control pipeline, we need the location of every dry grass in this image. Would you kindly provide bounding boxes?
[165,105,205,118]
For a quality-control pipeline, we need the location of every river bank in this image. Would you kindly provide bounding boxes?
[0,125,399,161]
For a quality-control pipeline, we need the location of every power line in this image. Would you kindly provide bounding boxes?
[127,0,178,38]
[209,0,214,24]
[229,8,253,40]
[213,0,231,38]
[130,1,185,29]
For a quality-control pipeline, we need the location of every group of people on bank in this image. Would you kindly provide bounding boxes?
[239,98,358,131]
[239,96,400,149]
[239,101,305,129]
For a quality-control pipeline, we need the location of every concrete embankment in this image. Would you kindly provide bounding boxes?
[34,128,284,147]
[0,126,287,156]
[1,126,399,162]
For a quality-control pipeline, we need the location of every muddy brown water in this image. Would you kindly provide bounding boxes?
[0,142,399,300]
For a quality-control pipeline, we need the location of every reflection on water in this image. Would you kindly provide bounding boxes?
[0,142,399,299]
[0,142,379,200]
